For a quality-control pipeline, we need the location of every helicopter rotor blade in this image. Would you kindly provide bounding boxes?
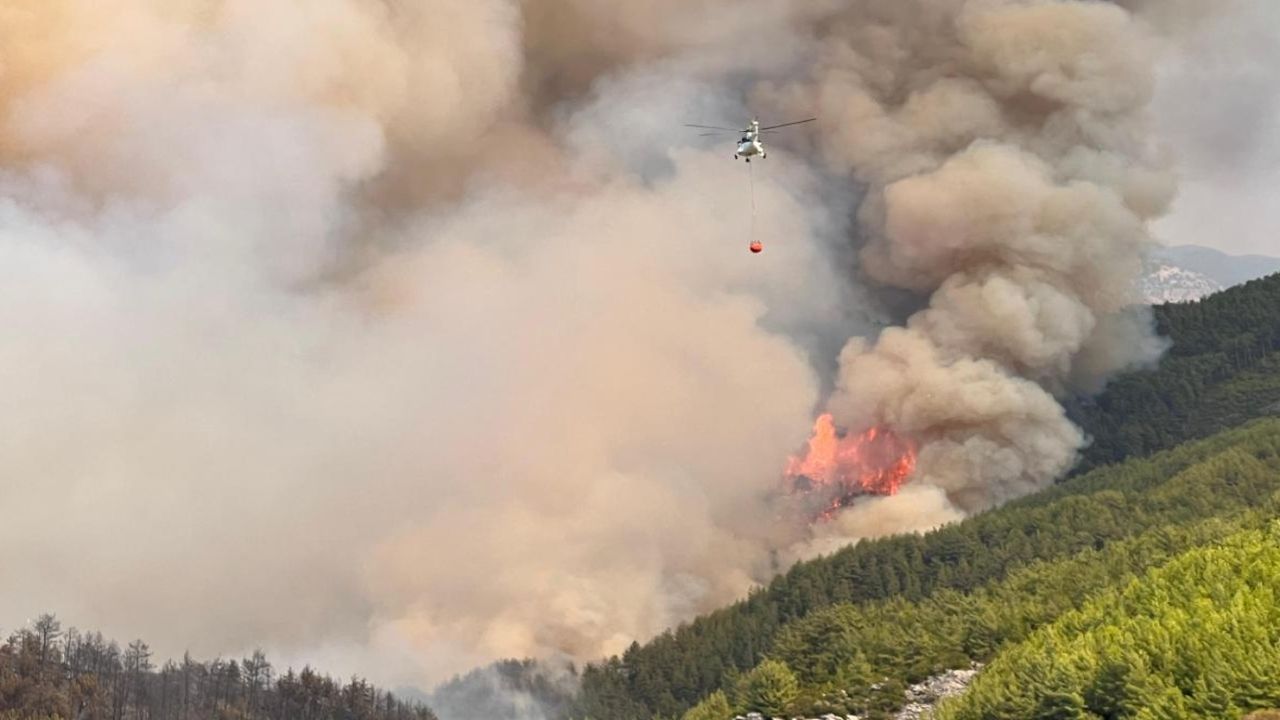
[684,124,746,132]
[759,118,816,131]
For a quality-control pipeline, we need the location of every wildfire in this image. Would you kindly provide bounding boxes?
[784,414,917,521]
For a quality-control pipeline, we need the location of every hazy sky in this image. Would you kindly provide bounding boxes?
[1152,0,1280,256]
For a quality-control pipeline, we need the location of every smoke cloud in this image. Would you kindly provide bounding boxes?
[0,0,843,688]
[764,0,1177,548]
[0,0,1257,694]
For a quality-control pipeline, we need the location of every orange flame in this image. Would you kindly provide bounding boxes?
[784,414,917,520]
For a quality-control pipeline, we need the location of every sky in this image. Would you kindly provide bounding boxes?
[1151,0,1280,256]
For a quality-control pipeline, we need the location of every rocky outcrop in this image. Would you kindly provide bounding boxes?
[731,664,981,720]
[1139,263,1223,304]
[893,665,981,719]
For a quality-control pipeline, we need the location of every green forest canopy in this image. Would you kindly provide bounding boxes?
[935,522,1280,720]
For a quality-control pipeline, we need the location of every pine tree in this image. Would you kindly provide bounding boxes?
[1033,689,1087,720]
[1084,655,1142,720]
[681,691,731,720]
[1189,674,1237,718]
[741,660,798,717]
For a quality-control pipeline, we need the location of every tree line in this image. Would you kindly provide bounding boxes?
[0,617,437,720]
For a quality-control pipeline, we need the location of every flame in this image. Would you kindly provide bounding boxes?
[784,414,917,521]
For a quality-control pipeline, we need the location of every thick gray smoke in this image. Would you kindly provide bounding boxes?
[773,0,1179,551]
[0,0,1252,693]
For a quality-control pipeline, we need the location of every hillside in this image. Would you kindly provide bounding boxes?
[1137,245,1280,304]
[571,274,1280,720]
[761,423,1280,719]
[1153,245,1280,289]
[936,522,1280,719]
[1071,272,1280,472]
[575,420,1280,719]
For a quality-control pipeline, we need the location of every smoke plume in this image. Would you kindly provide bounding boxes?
[0,0,1252,693]
[773,0,1178,553]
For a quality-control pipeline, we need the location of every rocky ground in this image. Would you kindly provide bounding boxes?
[732,664,982,720]
[1139,263,1223,304]
[891,665,981,719]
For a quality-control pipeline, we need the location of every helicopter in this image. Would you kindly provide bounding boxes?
[684,117,816,162]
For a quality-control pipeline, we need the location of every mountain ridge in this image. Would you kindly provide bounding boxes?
[1154,244,1280,288]
[1140,244,1280,303]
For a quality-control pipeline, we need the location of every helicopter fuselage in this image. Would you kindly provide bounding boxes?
[735,121,766,161]
[735,136,764,159]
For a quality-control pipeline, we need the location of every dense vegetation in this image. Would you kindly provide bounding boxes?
[1072,273,1280,471]
[0,618,436,720]
[760,430,1280,718]
[570,273,1280,720]
[936,523,1280,719]
[574,419,1280,719]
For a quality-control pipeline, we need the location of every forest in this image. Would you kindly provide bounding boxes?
[1071,273,1280,471]
[0,618,437,720]
[935,523,1280,719]
[572,273,1280,720]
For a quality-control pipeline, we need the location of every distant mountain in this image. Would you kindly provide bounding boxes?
[1153,244,1280,288]
[1139,244,1279,304]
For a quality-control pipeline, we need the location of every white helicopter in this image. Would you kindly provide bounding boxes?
[684,117,816,162]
